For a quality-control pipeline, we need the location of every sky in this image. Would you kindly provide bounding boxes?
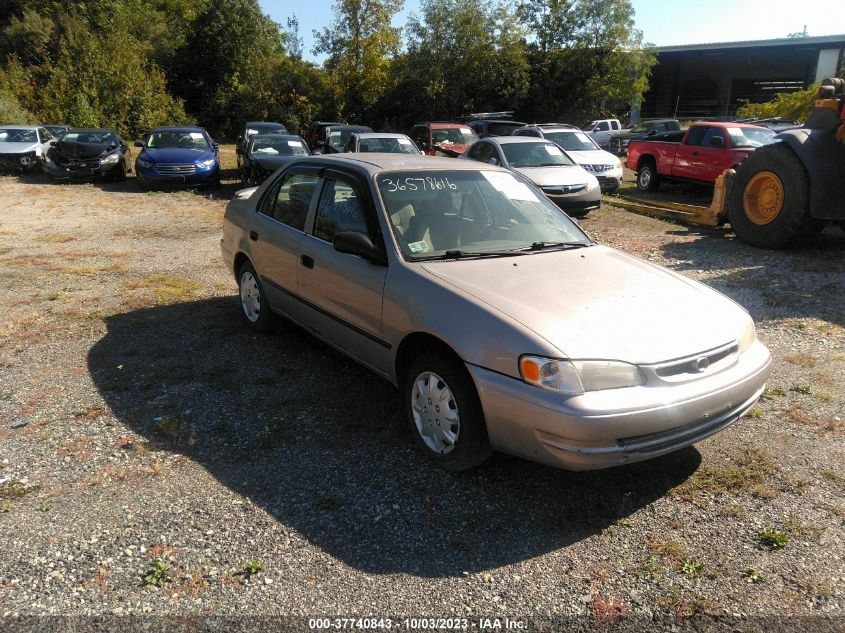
[259,0,845,64]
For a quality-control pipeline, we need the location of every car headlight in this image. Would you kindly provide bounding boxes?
[586,178,600,192]
[520,356,646,394]
[101,153,119,165]
[137,157,152,168]
[197,158,216,169]
[614,159,622,169]
[737,318,757,354]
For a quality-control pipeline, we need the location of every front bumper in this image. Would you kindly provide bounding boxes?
[467,340,771,470]
[0,153,42,173]
[543,187,602,214]
[136,163,219,187]
[48,158,121,180]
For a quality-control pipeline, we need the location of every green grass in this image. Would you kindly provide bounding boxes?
[760,528,789,550]
[143,560,170,587]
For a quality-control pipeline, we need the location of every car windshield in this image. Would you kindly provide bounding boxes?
[378,169,591,260]
[358,137,419,154]
[501,142,575,167]
[630,122,657,133]
[545,131,599,152]
[147,131,208,149]
[726,126,777,149]
[250,138,309,156]
[327,129,368,147]
[0,128,37,143]
[432,128,478,145]
[59,131,115,145]
[246,125,286,137]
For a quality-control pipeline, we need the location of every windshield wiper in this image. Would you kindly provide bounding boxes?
[518,241,592,252]
[415,249,529,261]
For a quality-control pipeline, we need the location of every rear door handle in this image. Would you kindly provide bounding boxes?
[249,230,259,241]
[300,254,315,269]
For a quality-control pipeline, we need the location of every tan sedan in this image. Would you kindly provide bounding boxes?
[221,155,771,471]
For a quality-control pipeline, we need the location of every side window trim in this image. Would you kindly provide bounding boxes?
[311,169,379,243]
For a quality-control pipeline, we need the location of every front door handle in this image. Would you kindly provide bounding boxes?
[249,230,259,241]
[300,254,315,269]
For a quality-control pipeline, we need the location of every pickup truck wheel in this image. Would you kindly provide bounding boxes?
[636,162,660,192]
[728,143,821,249]
[404,352,492,472]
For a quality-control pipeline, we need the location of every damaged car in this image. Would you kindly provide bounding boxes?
[239,133,310,187]
[46,128,132,182]
[0,125,54,174]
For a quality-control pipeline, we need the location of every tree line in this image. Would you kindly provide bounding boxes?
[0,0,657,140]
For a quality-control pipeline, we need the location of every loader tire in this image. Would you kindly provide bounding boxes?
[728,143,822,249]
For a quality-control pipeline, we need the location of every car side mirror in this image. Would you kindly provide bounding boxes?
[134,141,144,148]
[487,157,499,165]
[333,231,386,265]
[709,136,725,148]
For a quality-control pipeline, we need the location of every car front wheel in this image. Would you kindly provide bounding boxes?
[238,261,276,332]
[404,351,492,471]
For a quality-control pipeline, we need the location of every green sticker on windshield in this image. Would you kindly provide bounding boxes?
[408,240,430,253]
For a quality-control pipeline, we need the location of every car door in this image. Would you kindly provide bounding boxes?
[250,166,321,320]
[670,126,706,179]
[297,170,390,375]
[689,127,729,182]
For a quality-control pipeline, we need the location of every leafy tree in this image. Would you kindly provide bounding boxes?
[387,0,528,126]
[736,84,819,123]
[313,0,403,122]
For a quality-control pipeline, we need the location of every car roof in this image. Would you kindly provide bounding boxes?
[249,133,303,140]
[692,121,768,130]
[246,121,285,126]
[485,136,556,145]
[61,128,116,134]
[470,119,526,126]
[416,122,473,129]
[291,154,509,175]
[327,124,372,130]
[150,126,205,133]
[354,132,411,139]
[0,125,40,130]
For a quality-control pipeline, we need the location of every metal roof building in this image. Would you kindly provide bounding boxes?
[638,34,845,120]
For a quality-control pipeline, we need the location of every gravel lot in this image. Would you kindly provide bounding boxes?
[1,158,844,632]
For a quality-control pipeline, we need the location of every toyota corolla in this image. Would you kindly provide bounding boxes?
[221,155,771,471]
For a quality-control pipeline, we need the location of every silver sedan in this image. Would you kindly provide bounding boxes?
[221,154,771,471]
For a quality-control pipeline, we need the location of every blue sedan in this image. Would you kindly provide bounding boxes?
[134,127,220,189]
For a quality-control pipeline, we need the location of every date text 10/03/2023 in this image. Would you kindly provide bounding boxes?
[307,618,526,630]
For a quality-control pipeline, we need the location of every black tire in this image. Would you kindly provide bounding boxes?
[237,261,277,332]
[728,143,822,249]
[636,160,660,192]
[403,351,492,471]
[115,160,127,181]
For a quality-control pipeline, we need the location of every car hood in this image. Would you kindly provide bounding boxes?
[0,142,39,154]
[420,245,747,364]
[433,143,470,157]
[253,155,303,171]
[54,141,112,159]
[514,165,594,187]
[566,149,619,166]
[142,147,213,163]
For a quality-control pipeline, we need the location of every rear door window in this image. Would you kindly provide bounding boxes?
[313,179,369,243]
[259,173,319,231]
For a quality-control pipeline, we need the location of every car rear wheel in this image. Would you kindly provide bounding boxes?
[238,261,276,332]
[636,161,660,192]
[404,352,492,471]
[728,143,822,249]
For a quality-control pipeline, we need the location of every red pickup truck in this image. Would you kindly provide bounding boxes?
[626,122,776,191]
